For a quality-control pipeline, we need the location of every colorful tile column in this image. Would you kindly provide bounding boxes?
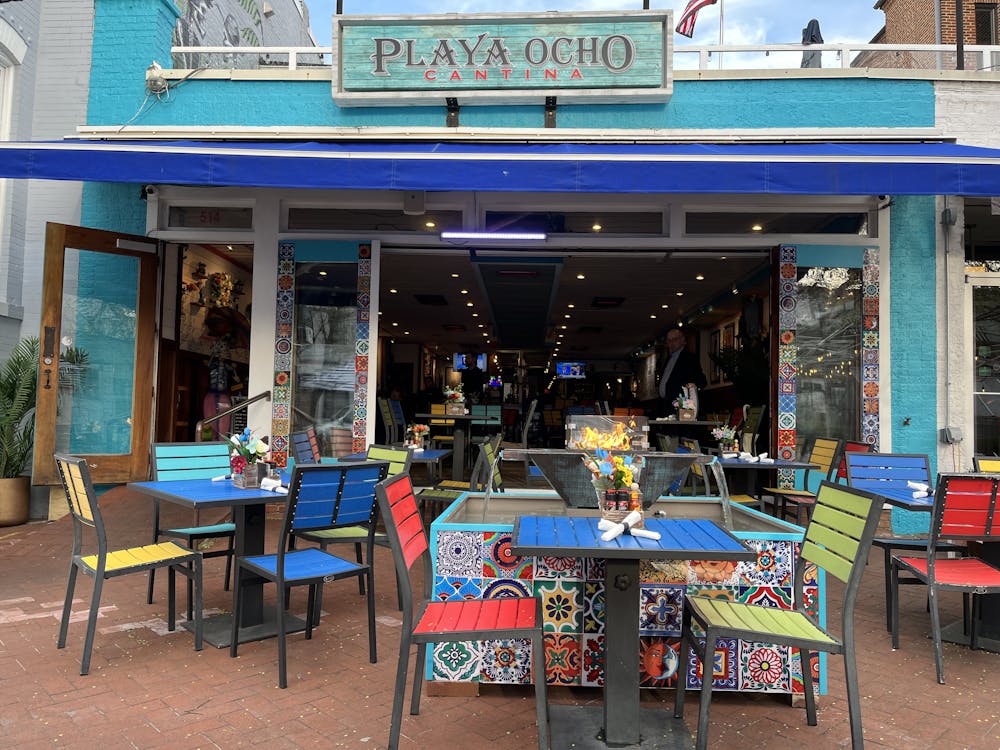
[861,247,881,449]
[776,245,798,487]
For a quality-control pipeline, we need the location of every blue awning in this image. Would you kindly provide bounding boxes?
[2,139,1000,195]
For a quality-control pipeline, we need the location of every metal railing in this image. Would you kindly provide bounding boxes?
[194,389,271,442]
[168,43,1000,74]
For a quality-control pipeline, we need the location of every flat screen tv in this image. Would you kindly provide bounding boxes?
[556,361,586,379]
[453,353,488,370]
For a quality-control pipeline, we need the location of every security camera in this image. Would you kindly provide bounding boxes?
[143,185,157,196]
[877,195,887,201]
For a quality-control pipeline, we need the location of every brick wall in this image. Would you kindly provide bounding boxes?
[880,0,938,44]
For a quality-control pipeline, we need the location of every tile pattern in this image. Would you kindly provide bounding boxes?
[776,245,798,487]
[861,247,881,449]
[431,529,812,695]
[269,242,370,465]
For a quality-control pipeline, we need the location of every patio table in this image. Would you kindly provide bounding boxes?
[717,456,819,508]
[511,514,754,748]
[127,477,300,648]
[415,412,498,481]
[339,447,452,483]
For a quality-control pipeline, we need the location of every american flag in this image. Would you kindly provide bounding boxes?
[675,0,719,38]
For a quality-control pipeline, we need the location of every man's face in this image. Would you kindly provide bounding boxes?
[667,331,685,353]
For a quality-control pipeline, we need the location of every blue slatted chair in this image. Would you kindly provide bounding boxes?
[389,399,407,442]
[231,461,389,688]
[290,427,321,466]
[846,452,964,631]
[147,442,236,609]
[55,454,203,675]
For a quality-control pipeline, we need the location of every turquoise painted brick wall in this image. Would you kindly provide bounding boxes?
[82,183,147,235]
[889,194,937,535]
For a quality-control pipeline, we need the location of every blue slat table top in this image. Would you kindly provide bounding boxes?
[717,457,819,470]
[511,515,754,561]
[128,479,287,509]
[859,485,935,512]
[340,448,452,464]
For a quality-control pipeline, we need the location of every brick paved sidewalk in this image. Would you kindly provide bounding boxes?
[2,485,999,749]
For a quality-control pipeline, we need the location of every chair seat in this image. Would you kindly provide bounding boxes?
[873,537,963,551]
[729,494,760,505]
[414,598,539,639]
[242,547,366,582]
[163,522,236,537]
[418,488,463,502]
[80,541,196,574]
[435,479,470,490]
[686,595,840,650]
[297,525,387,543]
[763,486,815,498]
[895,556,1000,587]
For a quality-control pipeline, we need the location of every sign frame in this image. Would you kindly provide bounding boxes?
[331,11,673,107]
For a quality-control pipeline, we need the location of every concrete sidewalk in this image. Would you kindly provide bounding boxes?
[1,484,998,749]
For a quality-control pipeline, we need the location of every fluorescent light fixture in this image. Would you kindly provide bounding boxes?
[441,231,547,241]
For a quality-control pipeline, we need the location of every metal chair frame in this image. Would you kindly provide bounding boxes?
[55,454,203,675]
[375,471,549,750]
[890,473,1000,683]
[764,436,843,524]
[675,481,884,750]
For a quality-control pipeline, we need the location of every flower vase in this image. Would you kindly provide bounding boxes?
[233,463,265,489]
[679,408,696,421]
[446,401,465,415]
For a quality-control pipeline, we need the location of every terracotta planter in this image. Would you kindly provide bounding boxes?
[0,476,30,526]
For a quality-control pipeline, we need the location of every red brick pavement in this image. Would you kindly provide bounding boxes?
[2,486,999,749]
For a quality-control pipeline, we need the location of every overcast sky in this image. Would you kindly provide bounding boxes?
[305,1,885,48]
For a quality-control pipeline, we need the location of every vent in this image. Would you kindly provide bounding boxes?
[591,296,625,309]
[497,269,540,278]
[442,323,467,332]
[415,294,448,306]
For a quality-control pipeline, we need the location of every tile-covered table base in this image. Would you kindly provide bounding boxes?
[431,530,820,695]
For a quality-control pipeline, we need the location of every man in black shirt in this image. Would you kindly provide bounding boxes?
[658,328,707,417]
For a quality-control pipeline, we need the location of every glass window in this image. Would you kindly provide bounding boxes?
[291,262,358,457]
[975,4,998,45]
[794,267,862,444]
[287,208,461,232]
[974,286,1000,455]
[686,212,870,235]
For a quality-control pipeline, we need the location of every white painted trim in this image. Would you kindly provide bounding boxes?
[878,206,892,452]
[368,240,381,448]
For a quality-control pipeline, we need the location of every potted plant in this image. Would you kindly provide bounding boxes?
[0,337,39,525]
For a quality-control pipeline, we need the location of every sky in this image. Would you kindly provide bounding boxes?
[304,1,886,49]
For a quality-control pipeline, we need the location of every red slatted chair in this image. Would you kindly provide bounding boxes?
[374,471,549,750]
[890,473,1000,683]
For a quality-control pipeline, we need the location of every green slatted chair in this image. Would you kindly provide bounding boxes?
[417,434,502,522]
[231,461,389,688]
[763,436,843,524]
[147,442,236,609]
[675,481,884,750]
[291,444,412,610]
[55,454,203,675]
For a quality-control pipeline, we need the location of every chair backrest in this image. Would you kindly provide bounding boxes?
[678,436,706,485]
[727,408,744,431]
[836,440,872,481]
[280,462,389,552]
[365,444,414,477]
[430,403,454,428]
[928,474,1000,555]
[742,404,766,453]
[377,398,397,444]
[797,481,883,632]
[289,428,321,465]
[375,471,430,613]
[389,398,407,434]
[845,452,931,494]
[520,398,538,445]
[151,441,233,480]
[478,433,505,492]
[802,437,843,485]
[54,454,106,544]
[973,455,1000,473]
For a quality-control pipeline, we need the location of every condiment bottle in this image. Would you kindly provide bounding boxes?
[629,483,642,511]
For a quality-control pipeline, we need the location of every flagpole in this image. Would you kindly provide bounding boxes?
[718,0,725,69]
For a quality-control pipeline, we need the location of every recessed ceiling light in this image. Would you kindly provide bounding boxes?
[391,322,398,327]
[558,333,564,338]
[661,304,669,309]
[478,324,484,328]
[424,220,436,228]
[404,330,410,335]
[482,332,488,337]
[460,289,469,294]
[695,274,704,281]
[451,273,459,278]
[567,303,575,308]
[592,223,602,232]
[576,273,585,280]
[650,314,657,319]
[227,245,233,251]
[472,312,479,317]
[466,302,473,307]
[389,288,398,294]
[751,224,763,231]
[676,291,684,296]
[560,324,568,330]
[564,314,571,319]
[319,270,328,276]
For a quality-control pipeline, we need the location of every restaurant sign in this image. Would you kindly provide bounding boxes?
[332,12,672,107]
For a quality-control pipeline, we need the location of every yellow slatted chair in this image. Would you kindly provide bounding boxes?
[678,437,760,508]
[675,481,884,750]
[429,403,455,448]
[54,454,203,675]
[418,434,503,522]
[974,455,1000,474]
[764,436,843,524]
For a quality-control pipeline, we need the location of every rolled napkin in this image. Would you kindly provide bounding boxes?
[759,457,775,464]
[907,480,931,498]
[260,477,289,494]
[739,451,753,460]
[722,452,739,459]
[211,474,232,482]
[597,517,662,541]
[600,510,643,542]
[745,455,760,463]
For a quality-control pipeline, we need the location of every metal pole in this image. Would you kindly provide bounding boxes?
[336,0,343,14]
[956,0,965,70]
[718,0,725,69]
